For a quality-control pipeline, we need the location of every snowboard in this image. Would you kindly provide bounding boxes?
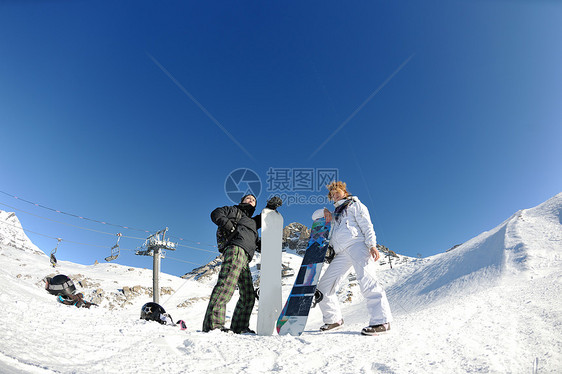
[256,207,284,336]
[276,209,331,336]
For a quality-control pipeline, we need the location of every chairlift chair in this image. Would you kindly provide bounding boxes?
[105,233,122,262]
[50,238,62,267]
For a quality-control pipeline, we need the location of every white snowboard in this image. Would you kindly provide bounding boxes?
[257,207,283,336]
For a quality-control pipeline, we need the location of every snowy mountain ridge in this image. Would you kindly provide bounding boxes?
[384,192,562,313]
[0,193,560,373]
[0,210,43,256]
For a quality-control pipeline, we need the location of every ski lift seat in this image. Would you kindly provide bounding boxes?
[105,234,122,262]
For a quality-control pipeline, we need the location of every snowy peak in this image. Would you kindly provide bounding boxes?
[282,222,310,252]
[387,193,562,312]
[0,209,44,256]
[438,192,561,274]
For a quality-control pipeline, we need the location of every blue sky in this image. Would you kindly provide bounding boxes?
[1,1,561,277]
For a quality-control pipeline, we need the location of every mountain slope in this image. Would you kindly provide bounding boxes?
[386,193,562,313]
[0,193,560,373]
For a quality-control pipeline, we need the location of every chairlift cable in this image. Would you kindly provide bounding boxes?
[163,256,204,266]
[0,200,217,253]
[0,190,155,233]
[0,220,132,249]
[1,219,213,270]
[175,243,217,254]
[168,235,217,248]
[0,201,147,240]
[0,189,218,248]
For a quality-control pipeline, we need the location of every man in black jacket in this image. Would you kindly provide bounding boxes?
[203,194,281,333]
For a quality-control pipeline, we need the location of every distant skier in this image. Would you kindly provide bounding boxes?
[317,181,393,335]
[203,194,281,334]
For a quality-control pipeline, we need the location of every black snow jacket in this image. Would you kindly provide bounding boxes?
[211,204,261,259]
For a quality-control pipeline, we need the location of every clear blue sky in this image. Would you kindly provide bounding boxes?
[1,1,561,277]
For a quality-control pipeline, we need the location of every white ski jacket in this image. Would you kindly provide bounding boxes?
[329,196,377,253]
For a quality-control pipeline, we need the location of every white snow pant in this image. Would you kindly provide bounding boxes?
[317,241,393,326]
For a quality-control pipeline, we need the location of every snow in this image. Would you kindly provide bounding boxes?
[0,193,561,373]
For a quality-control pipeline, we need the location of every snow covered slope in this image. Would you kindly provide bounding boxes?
[386,192,562,313]
[0,193,560,373]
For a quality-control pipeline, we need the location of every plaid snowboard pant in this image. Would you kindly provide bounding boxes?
[202,245,255,333]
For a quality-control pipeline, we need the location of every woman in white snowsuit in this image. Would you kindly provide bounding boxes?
[317,181,393,335]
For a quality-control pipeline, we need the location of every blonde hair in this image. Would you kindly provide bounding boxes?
[326,181,350,201]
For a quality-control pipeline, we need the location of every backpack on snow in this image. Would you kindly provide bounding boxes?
[215,208,242,253]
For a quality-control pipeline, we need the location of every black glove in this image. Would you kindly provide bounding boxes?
[222,220,235,233]
[266,196,282,210]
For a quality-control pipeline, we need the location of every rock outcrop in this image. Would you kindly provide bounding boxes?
[283,222,310,254]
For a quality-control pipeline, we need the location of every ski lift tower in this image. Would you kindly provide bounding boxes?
[135,228,177,304]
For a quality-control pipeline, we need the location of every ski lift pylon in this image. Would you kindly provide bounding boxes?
[105,233,122,262]
[50,238,62,267]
